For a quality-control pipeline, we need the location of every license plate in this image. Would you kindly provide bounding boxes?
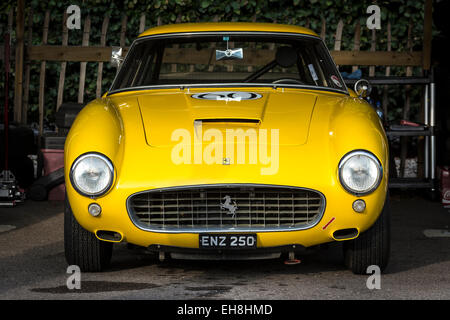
[199,234,257,249]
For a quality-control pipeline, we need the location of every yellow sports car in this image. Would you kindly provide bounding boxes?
[64,22,390,274]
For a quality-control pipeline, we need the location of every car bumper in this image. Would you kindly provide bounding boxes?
[66,179,387,250]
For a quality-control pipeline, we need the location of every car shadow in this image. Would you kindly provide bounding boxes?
[105,192,450,276]
[0,199,64,231]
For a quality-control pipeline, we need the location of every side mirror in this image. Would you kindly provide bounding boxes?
[354,79,372,98]
[111,46,124,68]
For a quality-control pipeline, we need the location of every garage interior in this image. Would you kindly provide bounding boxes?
[0,0,449,299]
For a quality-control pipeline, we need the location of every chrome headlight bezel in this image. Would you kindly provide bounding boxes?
[338,150,383,196]
[69,152,114,198]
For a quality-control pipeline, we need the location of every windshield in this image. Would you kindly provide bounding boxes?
[110,33,346,93]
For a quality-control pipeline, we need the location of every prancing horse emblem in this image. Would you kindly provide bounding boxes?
[220,195,238,218]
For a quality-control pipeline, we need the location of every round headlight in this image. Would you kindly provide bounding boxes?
[338,150,382,195]
[70,153,114,197]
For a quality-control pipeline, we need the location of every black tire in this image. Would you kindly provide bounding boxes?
[64,197,113,272]
[343,194,391,275]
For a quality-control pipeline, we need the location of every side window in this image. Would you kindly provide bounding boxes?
[113,42,157,88]
[298,46,322,86]
[297,48,316,85]
[132,49,157,86]
[311,42,344,90]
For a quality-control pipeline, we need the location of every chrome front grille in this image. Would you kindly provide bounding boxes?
[127,185,325,232]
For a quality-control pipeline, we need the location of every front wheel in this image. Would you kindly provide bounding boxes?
[343,194,391,275]
[64,196,113,272]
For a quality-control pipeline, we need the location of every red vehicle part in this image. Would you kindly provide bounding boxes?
[439,166,450,204]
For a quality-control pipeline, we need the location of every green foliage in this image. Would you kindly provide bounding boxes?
[0,0,428,126]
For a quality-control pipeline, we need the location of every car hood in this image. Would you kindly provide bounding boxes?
[134,89,321,147]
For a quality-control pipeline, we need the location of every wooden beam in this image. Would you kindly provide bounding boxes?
[14,0,25,123]
[27,45,116,62]
[26,45,423,67]
[331,51,422,66]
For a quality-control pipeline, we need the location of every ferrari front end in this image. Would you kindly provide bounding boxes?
[64,22,390,274]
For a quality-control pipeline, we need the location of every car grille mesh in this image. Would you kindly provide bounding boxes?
[128,185,325,231]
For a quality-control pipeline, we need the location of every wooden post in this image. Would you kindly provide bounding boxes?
[352,21,361,73]
[400,23,414,178]
[402,23,414,122]
[38,11,50,136]
[14,0,25,123]
[139,14,146,34]
[334,20,344,69]
[7,9,13,41]
[385,22,392,78]
[320,18,326,42]
[369,29,377,77]
[405,23,414,79]
[304,18,310,29]
[57,10,68,110]
[423,0,432,71]
[22,8,33,124]
[120,15,128,48]
[96,15,109,98]
[78,15,91,104]
[334,20,343,51]
[382,21,392,121]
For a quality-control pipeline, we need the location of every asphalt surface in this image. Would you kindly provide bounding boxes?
[0,191,449,300]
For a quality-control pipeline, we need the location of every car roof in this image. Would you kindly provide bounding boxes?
[138,22,319,38]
